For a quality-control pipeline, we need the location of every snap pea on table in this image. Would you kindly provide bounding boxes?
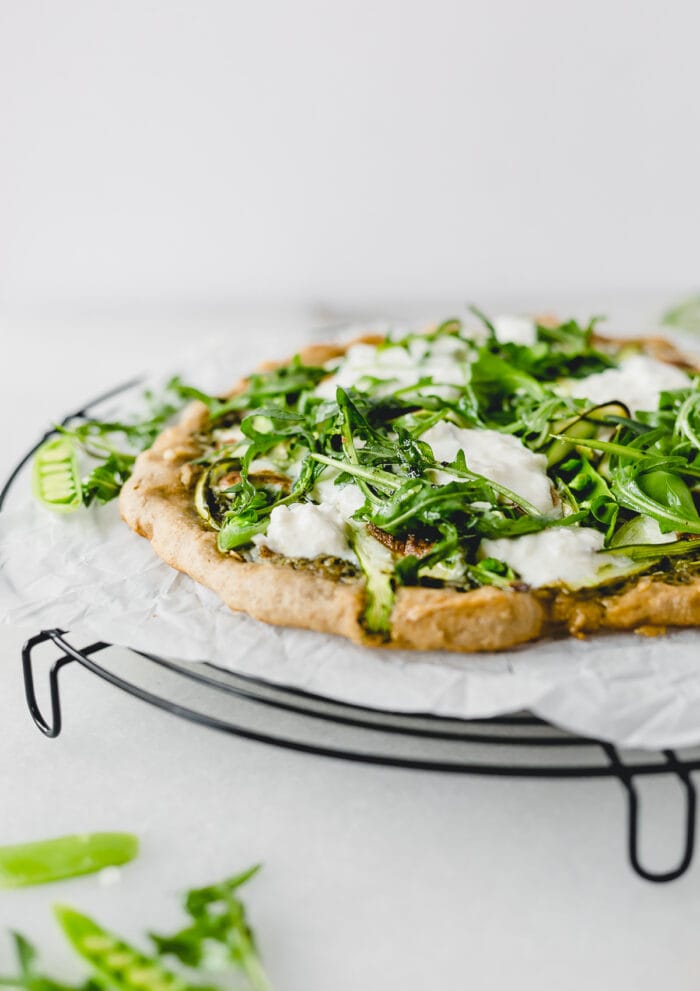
[0,834,139,889]
[1,853,272,991]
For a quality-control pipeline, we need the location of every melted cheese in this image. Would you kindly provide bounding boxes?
[253,502,356,562]
[481,527,632,589]
[568,355,690,413]
[421,421,558,515]
[493,314,537,346]
[314,337,472,400]
[312,473,366,517]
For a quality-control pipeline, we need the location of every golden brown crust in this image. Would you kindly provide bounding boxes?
[391,586,547,651]
[551,578,700,637]
[593,332,698,370]
[119,334,700,653]
[120,404,368,644]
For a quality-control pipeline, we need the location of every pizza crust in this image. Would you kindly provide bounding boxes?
[119,340,700,653]
[119,404,368,645]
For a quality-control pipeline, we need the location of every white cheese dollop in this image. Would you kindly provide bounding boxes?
[481,527,632,589]
[568,354,690,414]
[253,502,356,562]
[421,421,558,515]
[312,473,366,518]
[492,314,537,346]
[315,338,472,400]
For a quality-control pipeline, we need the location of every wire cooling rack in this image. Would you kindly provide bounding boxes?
[2,380,700,884]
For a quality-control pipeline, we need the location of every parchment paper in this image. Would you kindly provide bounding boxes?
[2,332,700,750]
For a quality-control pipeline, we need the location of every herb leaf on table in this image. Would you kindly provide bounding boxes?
[150,866,271,991]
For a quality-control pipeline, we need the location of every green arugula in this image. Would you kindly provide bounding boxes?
[187,315,700,629]
[34,382,194,512]
[150,866,271,991]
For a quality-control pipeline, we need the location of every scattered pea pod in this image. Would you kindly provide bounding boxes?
[54,907,194,991]
[0,832,138,888]
[32,437,83,513]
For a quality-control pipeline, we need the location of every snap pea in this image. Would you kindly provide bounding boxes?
[0,833,138,888]
[54,907,194,991]
[546,402,630,467]
[32,437,82,513]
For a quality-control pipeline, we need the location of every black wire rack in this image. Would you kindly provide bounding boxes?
[3,380,700,885]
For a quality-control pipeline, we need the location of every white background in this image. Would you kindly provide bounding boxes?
[1,0,700,311]
[2,1,700,987]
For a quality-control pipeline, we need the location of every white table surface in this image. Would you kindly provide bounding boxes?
[2,301,700,989]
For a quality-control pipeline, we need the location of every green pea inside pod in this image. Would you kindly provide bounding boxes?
[32,436,83,513]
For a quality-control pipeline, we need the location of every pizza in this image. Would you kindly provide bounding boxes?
[119,313,700,652]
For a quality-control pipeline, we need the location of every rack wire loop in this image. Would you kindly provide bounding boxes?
[22,631,112,738]
[22,630,74,738]
[604,744,697,883]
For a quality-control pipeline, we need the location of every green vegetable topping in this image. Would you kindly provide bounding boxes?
[1,866,274,991]
[0,833,138,889]
[33,310,700,622]
[170,313,700,622]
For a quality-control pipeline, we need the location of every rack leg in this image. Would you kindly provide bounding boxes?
[21,630,75,738]
[604,744,697,883]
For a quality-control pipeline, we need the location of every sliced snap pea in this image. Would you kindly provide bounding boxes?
[54,907,192,991]
[32,437,83,513]
[0,832,138,888]
[193,458,241,528]
[546,402,631,467]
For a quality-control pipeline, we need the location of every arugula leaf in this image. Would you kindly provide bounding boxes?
[81,453,136,506]
[676,389,700,449]
[556,453,619,538]
[150,866,272,991]
[613,465,700,534]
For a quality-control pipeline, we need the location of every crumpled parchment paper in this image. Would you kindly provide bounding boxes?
[2,331,700,750]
